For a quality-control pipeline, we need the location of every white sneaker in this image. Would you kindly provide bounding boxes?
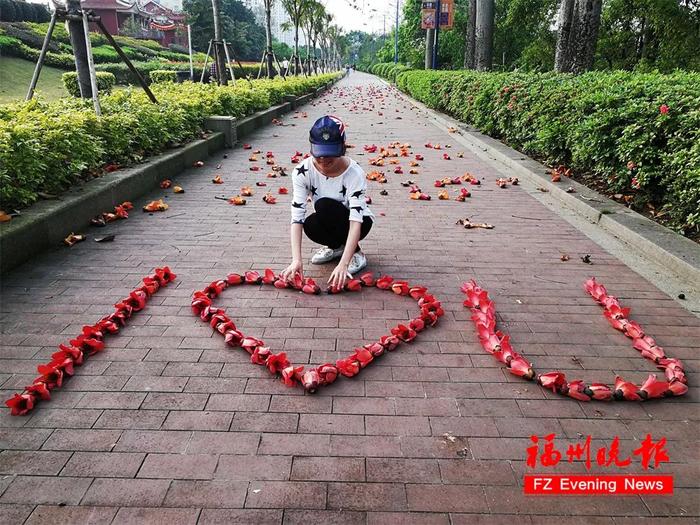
[311,245,344,264]
[348,251,367,275]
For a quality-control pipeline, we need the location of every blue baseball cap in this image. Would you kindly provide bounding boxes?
[309,115,346,157]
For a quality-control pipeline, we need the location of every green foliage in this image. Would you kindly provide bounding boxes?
[62,72,116,97]
[380,67,700,234]
[0,73,341,210]
[149,70,178,83]
[0,0,50,22]
[183,0,266,60]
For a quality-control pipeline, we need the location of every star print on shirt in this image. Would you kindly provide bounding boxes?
[310,185,318,196]
[292,201,304,208]
[351,206,363,213]
[351,189,364,198]
[340,185,347,197]
[295,165,308,177]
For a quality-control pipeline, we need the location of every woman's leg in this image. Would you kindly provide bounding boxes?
[304,198,372,249]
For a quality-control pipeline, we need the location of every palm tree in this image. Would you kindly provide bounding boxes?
[281,0,310,75]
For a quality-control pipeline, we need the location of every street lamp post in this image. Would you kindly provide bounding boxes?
[393,1,399,64]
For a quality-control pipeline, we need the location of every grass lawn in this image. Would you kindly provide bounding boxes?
[0,56,68,103]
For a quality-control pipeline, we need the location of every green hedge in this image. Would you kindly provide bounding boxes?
[95,61,261,85]
[149,70,178,83]
[0,73,340,210]
[62,72,116,97]
[372,63,700,234]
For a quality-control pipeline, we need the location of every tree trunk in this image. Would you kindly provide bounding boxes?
[264,0,274,78]
[211,0,227,85]
[464,0,476,68]
[425,28,434,69]
[66,0,92,98]
[294,25,300,75]
[554,0,575,72]
[474,0,494,70]
[569,0,602,73]
[555,0,601,74]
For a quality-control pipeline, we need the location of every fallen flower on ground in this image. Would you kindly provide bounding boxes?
[142,200,168,212]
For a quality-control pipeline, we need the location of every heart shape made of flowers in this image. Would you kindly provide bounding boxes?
[191,270,445,392]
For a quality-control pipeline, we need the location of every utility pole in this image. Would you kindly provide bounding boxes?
[431,0,441,69]
[425,27,434,69]
[211,0,228,85]
[393,1,399,63]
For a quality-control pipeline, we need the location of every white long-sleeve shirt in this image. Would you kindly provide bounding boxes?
[290,157,375,224]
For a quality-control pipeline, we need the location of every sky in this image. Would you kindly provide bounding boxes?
[322,0,403,35]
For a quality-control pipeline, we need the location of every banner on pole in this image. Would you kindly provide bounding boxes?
[439,0,454,29]
[421,8,436,29]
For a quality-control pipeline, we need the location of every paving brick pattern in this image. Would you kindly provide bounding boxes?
[1,72,698,523]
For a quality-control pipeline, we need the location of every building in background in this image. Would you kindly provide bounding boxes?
[240,0,301,47]
[81,0,186,47]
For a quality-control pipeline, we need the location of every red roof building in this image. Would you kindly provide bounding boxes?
[81,0,186,47]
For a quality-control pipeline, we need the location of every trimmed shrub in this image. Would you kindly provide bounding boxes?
[372,64,700,234]
[149,70,178,83]
[0,73,341,210]
[62,71,116,97]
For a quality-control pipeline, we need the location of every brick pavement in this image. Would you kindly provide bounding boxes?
[1,71,699,523]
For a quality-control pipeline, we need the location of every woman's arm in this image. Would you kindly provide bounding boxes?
[328,221,361,290]
[281,223,304,281]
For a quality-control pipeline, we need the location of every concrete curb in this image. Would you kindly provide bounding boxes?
[382,79,700,287]
[0,77,340,273]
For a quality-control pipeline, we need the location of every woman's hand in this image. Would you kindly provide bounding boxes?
[281,260,303,282]
[328,261,352,291]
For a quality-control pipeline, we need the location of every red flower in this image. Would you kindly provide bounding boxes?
[345,279,362,292]
[409,318,425,333]
[538,372,567,393]
[391,281,409,295]
[273,278,288,289]
[584,277,608,302]
[317,363,338,385]
[613,376,641,401]
[96,317,119,334]
[266,352,290,374]
[37,363,63,389]
[141,276,160,295]
[244,271,262,284]
[6,393,35,416]
[631,177,640,189]
[262,269,277,285]
[352,348,374,368]
[241,337,264,354]
[508,356,534,379]
[586,383,613,401]
[69,334,104,356]
[379,334,400,351]
[25,381,51,401]
[281,365,304,386]
[376,275,394,289]
[224,329,244,347]
[563,380,589,401]
[302,278,321,295]
[216,320,237,335]
[668,380,688,396]
[301,369,320,391]
[409,286,427,300]
[391,324,417,342]
[359,272,375,286]
[55,344,84,366]
[204,280,227,297]
[659,104,669,114]
[191,293,212,316]
[639,374,669,399]
[336,358,360,377]
[251,346,271,364]
[363,342,385,358]
[227,273,243,285]
[623,321,644,339]
[420,309,439,327]
[154,267,176,285]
